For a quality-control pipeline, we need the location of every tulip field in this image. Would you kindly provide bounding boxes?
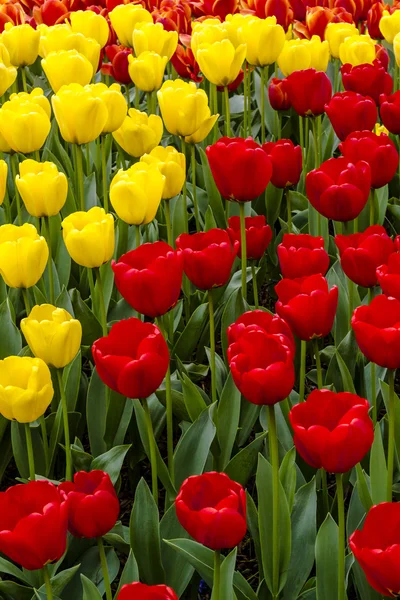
[2,2,400,600]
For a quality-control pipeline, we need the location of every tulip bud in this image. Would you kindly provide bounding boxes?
[197,39,246,86]
[140,145,185,199]
[0,95,51,154]
[325,22,359,58]
[0,223,49,288]
[132,21,178,60]
[61,207,115,268]
[0,42,16,95]
[70,10,109,48]
[42,49,93,92]
[112,108,163,157]
[380,8,400,43]
[128,51,168,92]
[0,160,7,206]
[268,77,291,110]
[1,23,40,66]
[16,160,68,217]
[237,16,285,66]
[339,33,376,65]
[91,82,127,133]
[109,4,152,47]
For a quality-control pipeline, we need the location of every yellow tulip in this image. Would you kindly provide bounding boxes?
[393,31,400,67]
[197,40,246,86]
[0,356,54,423]
[380,10,400,44]
[110,162,165,225]
[0,160,7,206]
[21,304,82,369]
[61,207,114,268]
[16,160,68,217]
[112,108,163,158]
[224,13,259,48]
[277,39,311,75]
[70,10,109,48]
[38,23,73,57]
[52,83,108,145]
[0,223,48,288]
[308,35,330,72]
[91,82,127,133]
[157,79,218,142]
[375,123,389,136]
[339,34,376,66]
[1,23,40,66]
[9,88,52,118]
[109,4,152,47]
[0,130,10,153]
[140,146,186,200]
[0,42,17,96]
[0,99,50,154]
[128,51,168,92]
[38,24,100,73]
[132,22,178,60]
[237,16,285,67]
[325,22,358,59]
[191,20,228,59]
[42,50,93,92]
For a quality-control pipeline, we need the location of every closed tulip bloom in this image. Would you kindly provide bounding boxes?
[128,51,168,92]
[157,80,218,143]
[0,480,67,571]
[340,130,398,188]
[140,146,185,200]
[171,45,202,83]
[307,35,331,71]
[52,83,108,145]
[59,470,119,538]
[112,242,183,317]
[118,583,178,600]
[176,228,239,290]
[70,10,109,48]
[39,26,101,73]
[12,88,51,118]
[112,108,163,157]
[227,215,272,260]
[0,356,53,423]
[109,4,152,47]
[380,90,400,134]
[175,472,246,550]
[289,389,374,473]
[1,23,40,66]
[277,234,330,279]
[352,294,400,369]
[0,223,48,288]
[339,34,376,66]
[380,9,400,44]
[206,137,272,201]
[325,22,358,58]
[0,47,16,96]
[21,304,82,369]
[91,82,127,134]
[237,16,285,66]
[0,99,50,154]
[367,2,386,39]
[268,77,291,110]
[286,69,332,117]
[197,39,246,87]
[92,318,169,398]
[227,309,295,356]
[341,60,393,105]
[132,22,178,60]
[0,160,7,206]
[306,157,371,222]
[16,160,68,217]
[110,162,165,225]
[42,50,93,92]
[38,23,72,56]
[275,274,338,340]
[277,39,312,75]
[190,20,229,59]
[255,0,293,29]
[376,252,400,300]
[62,207,114,268]
[325,92,377,141]
[102,44,131,85]
[263,139,302,188]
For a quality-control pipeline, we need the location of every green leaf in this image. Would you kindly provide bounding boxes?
[380,379,400,462]
[279,447,297,512]
[116,551,139,596]
[70,288,102,346]
[225,432,267,486]
[355,466,373,513]
[336,350,356,394]
[315,514,338,600]
[86,368,107,457]
[370,422,387,505]
[173,303,208,361]
[180,373,208,422]
[91,444,131,485]
[0,556,31,584]
[220,288,248,359]
[199,147,226,229]
[352,560,382,600]
[160,504,195,597]
[219,548,237,600]
[204,205,217,231]
[0,298,22,358]
[217,374,241,469]
[81,574,102,600]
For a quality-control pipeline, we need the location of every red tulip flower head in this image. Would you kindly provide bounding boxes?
[367,2,386,39]
[92,318,169,398]
[171,45,202,83]
[0,480,68,570]
[286,69,332,117]
[262,139,302,188]
[59,470,119,539]
[380,90,400,134]
[341,60,393,105]
[268,77,291,111]
[306,156,371,222]
[101,45,132,84]
[352,294,400,369]
[376,252,400,300]
[350,502,400,597]
[176,228,239,290]
[277,234,330,279]
[275,274,338,341]
[289,389,374,472]
[324,91,377,141]
[206,137,272,202]
[227,215,272,260]
[227,309,295,356]
[118,583,178,600]
[254,0,293,29]
[175,472,247,550]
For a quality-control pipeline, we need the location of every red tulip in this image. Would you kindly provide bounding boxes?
[289,0,306,20]
[335,225,394,287]
[254,0,293,28]
[175,472,247,550]
[0,480,68,571]
[227,308,295,356]
[206,137,272,202]
[227,215,272,260]
[376,252,400,300]
[375,43,389,70]
[262,139,302,188]
[367,2,386,39]
[286,69,332,117]
[101,45,132,85]
[294,6,352,40]
[228,328,295,405]
[118,583,178,600]
[37,0,68,25]
[92,318,169,398]
[152,0,192,35]
[112,242,183,318]
[289,389,374,472]
[59,470,119,539]
[277,233,330,279]
[341,60,392,104]
[268,77,292,111]
[380,90,400,134]
[352,294,400,369]
[171,44,202,83]
[191,0,238,19]
[324,91,377,141]
[306,156,371,222]
[275,273,338,340]
[350,502,400,597]
[176,228,239,290]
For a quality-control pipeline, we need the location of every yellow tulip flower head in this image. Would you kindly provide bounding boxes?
[197,39,246,86]
[0,97,51,154]
[39,24,100,73]
[42,50,93,93]
[308,35,330,71]
[16,160,68,217]
[0,43,17,96]
[132,22,178,60]
[277,39,310,75]
[1,23,40,67]
[237,16,285,67]
[0,356,54,423]
[0,160,7,205]
[380,10,400,44]
[10,88,52,118]
[21,304,82,369]
[393,31,400,67]
[70,10,109,48]
[140,146,186,200]
[325,22,358,59]
[91,82,127,134]
[339,34,376,66]
[110,162,165,225]
[0,130,10,153]
[112,108,163,158]
[157,79,218,142]
[38,23,73,57]
[52,83,108,145]
[128,51,168,92]
[0,223,48,288]
[109,4,152,47]
[61,207,114,268]
[224,13,258,47]
[191,20,227,59]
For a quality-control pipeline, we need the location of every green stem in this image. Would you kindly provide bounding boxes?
[333,57,339,93]
[97,537,112,600]
[213,550,221,600]
[247,65,252,134]
[313,117,319,168]
[243,64,248,136]
[21,67,28,93]
[11,153,22,225]
[191,145,200,232]
[336,473,345,600]
[239,202,247,301]
[165,200,173,246]
[180,138,188,233]
[387,369,395,502]
[57,369,72,481]
[260,66,265,144]
[299,116,305,184]
[75,144,85,211]
[268,404,280,598]
[24,422,35,481]
[43,217,55,304]
[370,189,375,226]
[157,318,174,484]
[224,86,231,137]
[348,278,355,327]
[299,339,306,402]
[40,415,50,476]
[314,338,322,389]
[286,187,292,233]
[125,83,130,109]
[135,85,140,109]
[208,290,217,404]
[94,268,108,336]
[321,469,329,514]
[368,288,377,425]
[101,135,108,212]
[42,565,53,600]
[22,288,31,315]
[251,263,259,309]
[135,224,140,249]
[87,267,96,304]
[86,143,90,173]
[142,397,158,504]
